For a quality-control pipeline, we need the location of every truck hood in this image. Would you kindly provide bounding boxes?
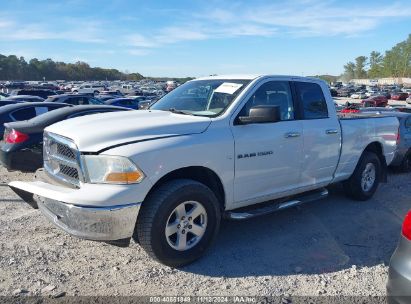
[45,110,212,152]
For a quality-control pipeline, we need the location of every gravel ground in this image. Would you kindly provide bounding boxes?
[0,166,410,298]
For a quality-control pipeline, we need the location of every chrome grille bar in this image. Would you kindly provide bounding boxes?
[43,132,84,187]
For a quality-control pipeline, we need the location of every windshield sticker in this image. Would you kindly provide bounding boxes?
[214,82,243,95]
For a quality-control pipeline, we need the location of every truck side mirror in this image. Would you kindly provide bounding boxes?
[237,105,281,124]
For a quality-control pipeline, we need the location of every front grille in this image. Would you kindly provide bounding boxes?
[57,143,76,160]
[43,132,83,187]
[59,164,80,180]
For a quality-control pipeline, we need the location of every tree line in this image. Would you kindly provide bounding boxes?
[0,54,144,81]
[342,34,411,81]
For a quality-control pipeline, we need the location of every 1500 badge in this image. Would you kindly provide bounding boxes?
[237,151,273,159]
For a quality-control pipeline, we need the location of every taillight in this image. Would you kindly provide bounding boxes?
[5,129,29,144]
[402,211,411,241]
[396,128,401,145]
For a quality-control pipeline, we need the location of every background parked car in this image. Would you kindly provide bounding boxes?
[350,91,367,99]
[361,95,388,107]
[95,95,117,102]
[391,92,409,101]
[337,87,354,97]
[0,92,9,99]
[45,94,104,105]
[367,111,411,171]
[103,97,141,109]
[329,88,338,97]
[0,102,70,137]
[389,112,411,172]
[402,88,411,95]
[387,211,411,302]
[139,99,155,110]
[72,83,106,95]
[375,91,391,99]
[9,89,56,99]
[98,90,123,97]
[2,95,45,103]
[0,105,130,171]
[0,100,26,107]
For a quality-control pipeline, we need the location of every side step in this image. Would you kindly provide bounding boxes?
[225,188,328,220]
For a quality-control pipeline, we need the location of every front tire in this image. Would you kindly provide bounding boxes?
[343,151,381,201]
[135,179,221,267]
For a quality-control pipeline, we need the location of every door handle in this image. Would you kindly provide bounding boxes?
[326,129,339,135]
[285,132,301,138]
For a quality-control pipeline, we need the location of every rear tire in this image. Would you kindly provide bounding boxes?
[135,179,221,267]
[343,151,381,201]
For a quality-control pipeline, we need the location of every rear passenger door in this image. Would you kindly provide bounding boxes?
[294,81,341,188]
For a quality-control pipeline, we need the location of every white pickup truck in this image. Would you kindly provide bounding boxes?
[10,75,399,267]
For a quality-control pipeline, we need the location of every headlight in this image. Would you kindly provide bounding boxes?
[82,155,145,184]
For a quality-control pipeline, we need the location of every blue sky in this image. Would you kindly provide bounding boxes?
[1,0,411,77]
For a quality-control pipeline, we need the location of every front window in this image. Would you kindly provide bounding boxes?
[239,81,295,121]
[150,79,251,117]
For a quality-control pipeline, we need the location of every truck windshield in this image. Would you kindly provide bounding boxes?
[150,79,251,117]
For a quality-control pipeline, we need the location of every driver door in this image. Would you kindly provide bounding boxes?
[231,80,304,205]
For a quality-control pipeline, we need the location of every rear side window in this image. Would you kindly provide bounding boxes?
[295,82,328,119]
[88,98,103,105]
[35,107,48,116]
[120,99,137,106]
[10,107,36,120]
[45,97,58,103]
[65,97,81,105]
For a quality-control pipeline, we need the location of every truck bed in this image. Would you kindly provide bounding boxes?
[332,115,399,183]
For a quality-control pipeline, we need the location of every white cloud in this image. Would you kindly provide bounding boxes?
[242,1,411,36]
[127,49,151,56]
[1,0,411,58]
[120,0,411,51]
[156,27,209,44]
[0,17,106,43]
[127,33,158,48]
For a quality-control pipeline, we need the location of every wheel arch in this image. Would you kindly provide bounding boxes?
[363,141,387,182]
[144,166,226,211]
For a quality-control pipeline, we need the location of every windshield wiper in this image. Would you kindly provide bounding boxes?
[168,108,194,115]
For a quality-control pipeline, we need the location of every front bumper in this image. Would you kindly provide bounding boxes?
[387,235,411,303]
[9,169,148,241]
[37,197,140,241]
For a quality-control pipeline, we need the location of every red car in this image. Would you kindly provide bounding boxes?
[361,95,388,107]
[391,92,409,101]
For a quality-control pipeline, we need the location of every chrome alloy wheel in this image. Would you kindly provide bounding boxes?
[165,201,207,251]
[361,163,376,192]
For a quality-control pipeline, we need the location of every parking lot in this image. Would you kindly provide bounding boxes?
[1,165,409,297]
[334,97,410,108]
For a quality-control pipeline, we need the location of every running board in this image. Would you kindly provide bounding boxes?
[225,188,329,220]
